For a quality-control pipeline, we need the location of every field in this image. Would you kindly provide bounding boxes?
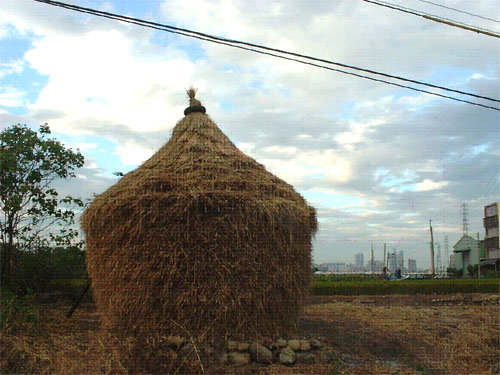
[2,292,499,374]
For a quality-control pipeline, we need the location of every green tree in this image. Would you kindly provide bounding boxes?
[0,124,85,282]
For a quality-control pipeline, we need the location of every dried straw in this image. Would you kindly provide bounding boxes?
[82,91,317,371]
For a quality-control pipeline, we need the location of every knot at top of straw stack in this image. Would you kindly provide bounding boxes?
[184,86,206,115]
[187,87,202,106]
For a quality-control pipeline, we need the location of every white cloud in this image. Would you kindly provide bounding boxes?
[415,179,448,192]
[115,140,155,166]
[236,141,255,155]
[0,86,25,107]
[255,147,352,185]
[335,118,386,148]
[24,29,196,134]
[74,142,97,151]
[0,60,24,78]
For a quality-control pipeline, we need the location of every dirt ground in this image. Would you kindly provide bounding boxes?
[2,293,499,374]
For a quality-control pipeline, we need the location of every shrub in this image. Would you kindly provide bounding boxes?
[446,267,462,278]
[311,279,500,296]
[467,264,479,277]
[7,246,87,295]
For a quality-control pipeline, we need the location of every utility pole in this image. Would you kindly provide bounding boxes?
[383,243,386,269]
[371,243,374,277]
[429,220,435,277]
[477,232,481,279]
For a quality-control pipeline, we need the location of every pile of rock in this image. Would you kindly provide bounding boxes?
[221,337,335,366]
[162,336,335,367]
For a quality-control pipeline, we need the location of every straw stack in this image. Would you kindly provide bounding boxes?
[82,89,317,371]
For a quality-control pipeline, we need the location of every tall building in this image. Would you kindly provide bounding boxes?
[354,253,364,271]
[408,259,417,273]
[388,251,398,272]
[482,202,499,271]
[397,250,405,272]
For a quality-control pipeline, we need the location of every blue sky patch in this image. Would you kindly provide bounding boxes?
[0,26,35,60]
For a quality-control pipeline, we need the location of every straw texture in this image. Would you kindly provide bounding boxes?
[82,96,317,371]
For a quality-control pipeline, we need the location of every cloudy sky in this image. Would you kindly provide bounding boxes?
[1,0,499,269]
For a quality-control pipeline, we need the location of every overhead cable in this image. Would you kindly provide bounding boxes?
[362,0,500,38]
[31,0,500,111]
[33,0,500,104]
[415,0,500,24]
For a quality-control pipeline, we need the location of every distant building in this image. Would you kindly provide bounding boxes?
[319,262,353,273]
[354,253,364,271]
[450,253,455,269]
[398,250,405,272]
[388,251,398,272]
[453,234,486,274]
[482,202,499,272]
[373,260,384,273]
[408,259,417,273]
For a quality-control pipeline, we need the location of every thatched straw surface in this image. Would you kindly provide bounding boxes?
[82,93,317,371]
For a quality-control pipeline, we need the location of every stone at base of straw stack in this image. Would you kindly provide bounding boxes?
[100,333,336,372]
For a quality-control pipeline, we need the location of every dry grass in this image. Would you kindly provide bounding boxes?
[2,294,499,374]
[302,295,500,375]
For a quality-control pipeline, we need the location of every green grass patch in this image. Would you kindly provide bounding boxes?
[311,279,500,295]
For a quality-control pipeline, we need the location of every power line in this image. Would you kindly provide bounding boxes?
[415,0,500,24]
[33,0,500,104]
[31,0,500,111]
[362,0,500,38]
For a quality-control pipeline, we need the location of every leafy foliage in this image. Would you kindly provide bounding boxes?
[8,245,87,294]
[446,267,462,278]
[467,264,479,277]
[0,124,85,282]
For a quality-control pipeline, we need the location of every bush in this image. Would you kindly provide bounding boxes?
[6,246,87,295]
[485,270,500,279]
[467,264,479,277]
[311,279,500,296]
[447,267,462,278]
[313,274,377,282]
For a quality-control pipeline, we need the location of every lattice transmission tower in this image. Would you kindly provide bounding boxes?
[461,203,469,235]
[436,242,442,272]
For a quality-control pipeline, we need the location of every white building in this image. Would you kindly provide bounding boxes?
[408,259,417,273]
